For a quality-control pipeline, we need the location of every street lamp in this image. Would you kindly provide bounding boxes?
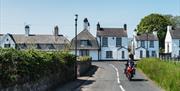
[146,30,149,58]
[75,14,78,79]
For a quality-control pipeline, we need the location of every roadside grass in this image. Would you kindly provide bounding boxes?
[137,58,180,91]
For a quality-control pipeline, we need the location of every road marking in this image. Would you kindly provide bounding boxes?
[119,85,126,91]
[110,64,126,91]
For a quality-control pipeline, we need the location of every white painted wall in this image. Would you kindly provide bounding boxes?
[171,39,180,57]
[71,50,99,60]
[165,27,172,53]
[98,36,129,60]
[134,47,146,59]
[1,34,16,48]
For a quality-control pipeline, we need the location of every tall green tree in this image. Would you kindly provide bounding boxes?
[137,13,172,50]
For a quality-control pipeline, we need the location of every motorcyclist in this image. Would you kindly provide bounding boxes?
[124,56,135,75]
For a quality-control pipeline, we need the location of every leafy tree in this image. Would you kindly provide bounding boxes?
[163,15,180,28]
[137,13,172,49]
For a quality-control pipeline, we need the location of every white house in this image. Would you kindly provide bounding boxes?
[132,31,159,59]
[0,25,69,51]
[165,26,180,57]
[70,18,99,60]
[96,23,129,60]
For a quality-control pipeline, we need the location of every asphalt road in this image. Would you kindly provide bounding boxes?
[75,61,163,91]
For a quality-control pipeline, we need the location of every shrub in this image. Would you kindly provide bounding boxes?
[0,48,75,88]
[137,58,180,91]
[78,56,92,62]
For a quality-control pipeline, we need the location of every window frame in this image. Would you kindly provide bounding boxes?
[102,37,108,47]
[140,41,145,48]
[79,50,89,56]
[122,51,125,59]
[116,37,122,47]
[140,50,143,58]
[106,51,112,58]
[150,40,154,48]
[80,40,89,47]
[4,44,10,48]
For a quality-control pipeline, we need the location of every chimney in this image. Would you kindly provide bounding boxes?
[124,24,127,31]
[153,31,157,36]
[97,22,100,30]
[167,25,172,31]
[133,29,137,36]
[25,25,30,36]
[54,25,59,36]
[84,18,89,30]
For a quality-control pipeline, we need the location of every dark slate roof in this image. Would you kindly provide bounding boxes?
[135,33,158,41]
[10,34,69,44]
[71,30,99,50]
[170,28,180,39]
[97,28,127,37]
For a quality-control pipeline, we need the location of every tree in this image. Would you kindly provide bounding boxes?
[137,13,172,50]
[164,15,180,28]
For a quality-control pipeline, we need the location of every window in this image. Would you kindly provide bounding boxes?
[116,37,122,47]
[47,44,54,49]
[140,41,145,48]
[80,40,90,47]
[79,50,89,56]
[102,37,108,47]
[179,50,180,56]
[4,44,10,48]
[140,50,143,58]
[122,51,125,59]
[106,51,112,58]
[152,51,156,57]
[179,40,180,47]
[150,41,154,48]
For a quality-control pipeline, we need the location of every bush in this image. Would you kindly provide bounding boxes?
[0,48,75,88]
[78,56,92,62]
[137,58,180,91]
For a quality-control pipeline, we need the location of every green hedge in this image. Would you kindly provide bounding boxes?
[137,58,180,91]
[0,48,75,87]
[78,56,92,62]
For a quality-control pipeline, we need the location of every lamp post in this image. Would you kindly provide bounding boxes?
[146,30,149,58]
[75,14,78,79]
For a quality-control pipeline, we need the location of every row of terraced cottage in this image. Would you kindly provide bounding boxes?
[0,18,180,60]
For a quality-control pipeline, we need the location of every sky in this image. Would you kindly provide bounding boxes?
[0,0,180,39]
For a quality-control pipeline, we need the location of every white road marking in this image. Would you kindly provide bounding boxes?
[119,85,126,91]
[110,64,126,91]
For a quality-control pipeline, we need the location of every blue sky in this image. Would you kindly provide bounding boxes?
[0,0,180,39]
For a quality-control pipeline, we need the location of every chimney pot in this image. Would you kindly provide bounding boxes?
[124,24,127,31]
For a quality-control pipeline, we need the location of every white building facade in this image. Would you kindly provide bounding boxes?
[165,26,180,57]
[70,18,99,60]
[97,23,129,60]
[132,32,159,59]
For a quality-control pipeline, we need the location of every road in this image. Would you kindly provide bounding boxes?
[75,61,163,91]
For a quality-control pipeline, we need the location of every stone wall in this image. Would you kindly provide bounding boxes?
[77,60,92,76]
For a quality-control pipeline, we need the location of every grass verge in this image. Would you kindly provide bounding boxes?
[137,58,180,91]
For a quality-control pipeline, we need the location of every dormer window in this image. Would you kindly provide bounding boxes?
[80,40,90,47]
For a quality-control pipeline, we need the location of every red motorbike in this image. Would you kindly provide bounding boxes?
[124,64,136,81]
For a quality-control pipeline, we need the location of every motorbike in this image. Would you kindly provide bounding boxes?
[124,63,136,81]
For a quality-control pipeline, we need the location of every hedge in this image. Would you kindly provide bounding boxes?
[0,48,75,88]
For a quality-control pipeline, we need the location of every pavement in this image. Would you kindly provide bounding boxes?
[54,61,164,91]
